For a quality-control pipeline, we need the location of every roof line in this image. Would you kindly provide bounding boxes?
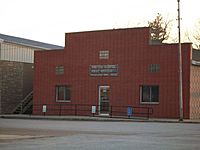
[5,40,50,50]
[65,27,149,35]
[0,33,63,50]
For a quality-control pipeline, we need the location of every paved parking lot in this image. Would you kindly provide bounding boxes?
[0,118,200,150]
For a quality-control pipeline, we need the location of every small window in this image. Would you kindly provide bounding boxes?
[55,85,71,102]
[140,85,159,103]
[99,50,109,59]
[55,66,64,75]
[148,64,160,72]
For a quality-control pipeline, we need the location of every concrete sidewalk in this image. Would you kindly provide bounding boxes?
[1,114,200,124]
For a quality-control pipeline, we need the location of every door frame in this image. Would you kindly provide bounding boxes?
[98,85,110,115]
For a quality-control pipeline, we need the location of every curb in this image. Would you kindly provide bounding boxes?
[1,115,200,124]
[0,115,143,122]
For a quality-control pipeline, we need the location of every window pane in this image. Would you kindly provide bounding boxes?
[56,85,71,101]
[65,87,71,100]
[55,66,64,75]
[58,86,65,100]
[99,50,109,59]
[148,64,160,73]
[141,85,159,103]
[142,86,150,102]
[151,86,159,102]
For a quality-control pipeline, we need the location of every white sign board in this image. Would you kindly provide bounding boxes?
[89,65,118,76]
[91,106,96,114]
[42,105,47,113]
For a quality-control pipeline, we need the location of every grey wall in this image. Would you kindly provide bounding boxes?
[23,63,33,98]
[0,60,33,114]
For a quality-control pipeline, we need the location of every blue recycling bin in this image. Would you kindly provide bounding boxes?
[127,106,132,118]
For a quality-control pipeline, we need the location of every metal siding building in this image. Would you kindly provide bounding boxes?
[0,42,36,63]
[0,33,63,63]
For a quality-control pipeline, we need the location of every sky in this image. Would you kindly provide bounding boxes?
[0,0,199,46]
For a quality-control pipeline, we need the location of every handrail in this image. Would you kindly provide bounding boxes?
[33,103,153,119]
[12,91,33,113]
[21,91,33,104]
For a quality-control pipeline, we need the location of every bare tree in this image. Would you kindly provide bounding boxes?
[148,13,172,42]
[193,20,200,49]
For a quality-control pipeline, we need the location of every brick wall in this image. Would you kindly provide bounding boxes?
[33,28,192,119]
[190,65,200,119]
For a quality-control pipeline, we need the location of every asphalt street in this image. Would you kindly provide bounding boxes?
[0,118,200,150]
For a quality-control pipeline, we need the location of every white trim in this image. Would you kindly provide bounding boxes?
[99,114,109,116]
[139,86,142,102]
[192,60,200,66]
[140,102,159,105]
[56,100,71,103]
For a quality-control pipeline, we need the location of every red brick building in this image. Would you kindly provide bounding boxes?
[33,27,200,119]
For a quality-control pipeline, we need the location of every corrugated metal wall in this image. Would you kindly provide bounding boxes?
[0,42,41,63]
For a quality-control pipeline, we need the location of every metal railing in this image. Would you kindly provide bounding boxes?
[12,91,33,114]
[33,103,153,119]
